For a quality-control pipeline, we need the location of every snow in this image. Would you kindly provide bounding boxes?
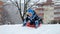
[0,24,60,34]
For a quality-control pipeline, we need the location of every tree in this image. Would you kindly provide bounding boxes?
[7,0,40,22]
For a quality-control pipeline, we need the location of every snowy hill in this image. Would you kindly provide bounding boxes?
[0,24,60,34]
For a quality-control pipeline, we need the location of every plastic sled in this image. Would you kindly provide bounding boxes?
[26,22,41,28]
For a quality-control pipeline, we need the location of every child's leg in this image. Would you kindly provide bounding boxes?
[35,20,39,28]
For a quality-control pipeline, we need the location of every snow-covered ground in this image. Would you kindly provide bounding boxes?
[0,24,60,34]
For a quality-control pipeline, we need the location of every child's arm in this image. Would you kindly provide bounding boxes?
[23,18,27,26]
[23,17,29,26]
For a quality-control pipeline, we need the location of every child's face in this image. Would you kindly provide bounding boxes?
[28,13,32,17]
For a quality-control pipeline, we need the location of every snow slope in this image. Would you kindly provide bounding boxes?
[0,24,60,34]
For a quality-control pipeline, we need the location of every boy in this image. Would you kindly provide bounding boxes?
[23,8,42,28]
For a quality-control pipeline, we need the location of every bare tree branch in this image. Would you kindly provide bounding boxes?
[28,0,40,9]
[10,0,17,7]
[23,0,31,21]
[9,0,23,21]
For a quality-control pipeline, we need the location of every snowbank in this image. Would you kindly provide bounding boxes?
[0,24,60,34]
